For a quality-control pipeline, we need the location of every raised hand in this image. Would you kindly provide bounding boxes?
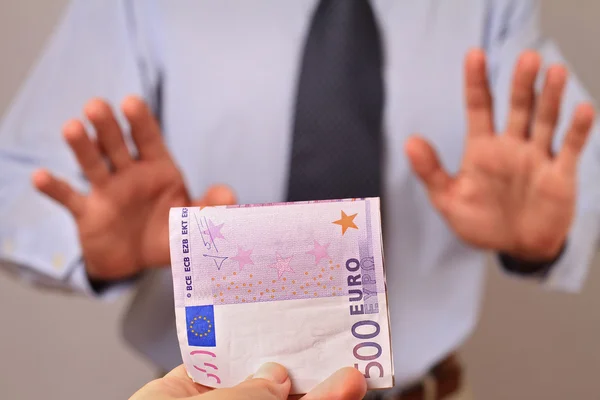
[406,49,595,261]
[32,96,235,281]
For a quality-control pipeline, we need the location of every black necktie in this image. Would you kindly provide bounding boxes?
[286,0,384,202]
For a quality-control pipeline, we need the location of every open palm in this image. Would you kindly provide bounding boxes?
[406,50,595,261]
[33,97,234,280]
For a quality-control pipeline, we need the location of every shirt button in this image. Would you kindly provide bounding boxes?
[52,254,65,270]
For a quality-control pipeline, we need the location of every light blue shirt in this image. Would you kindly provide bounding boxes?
[1,0,599,389]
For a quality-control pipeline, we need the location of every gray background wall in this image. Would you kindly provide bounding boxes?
[0,1,598,399]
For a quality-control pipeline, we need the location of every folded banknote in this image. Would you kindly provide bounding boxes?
[168,198,394,394]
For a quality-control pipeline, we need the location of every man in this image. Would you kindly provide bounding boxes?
[0,0,598,399]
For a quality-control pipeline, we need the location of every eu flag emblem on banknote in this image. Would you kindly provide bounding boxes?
[186,305,216,347]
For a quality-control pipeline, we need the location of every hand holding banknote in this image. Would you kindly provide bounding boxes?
[31,96,235,281]
[130,362,367,400]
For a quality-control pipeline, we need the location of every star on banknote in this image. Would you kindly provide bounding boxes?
[333,210,358,235]
[231,246,254,270]
[268,253,294,279]
[306,240,330,265]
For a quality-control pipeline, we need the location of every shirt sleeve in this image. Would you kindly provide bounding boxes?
[0,0,162,299]
[486,0,600,292]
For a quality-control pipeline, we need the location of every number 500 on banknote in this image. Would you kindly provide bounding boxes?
[169,198,394,394]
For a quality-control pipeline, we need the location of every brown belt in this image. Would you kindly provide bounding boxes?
[371,353,463,400]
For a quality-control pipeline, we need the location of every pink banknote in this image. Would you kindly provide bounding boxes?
[169,197,394,394]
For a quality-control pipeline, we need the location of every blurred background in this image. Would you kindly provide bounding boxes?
[0,1,599,399]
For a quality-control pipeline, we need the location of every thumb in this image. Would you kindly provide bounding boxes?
[297,367,367,400]
[193,184,237,207]
[201,363,291,400]
[405,135,452,193]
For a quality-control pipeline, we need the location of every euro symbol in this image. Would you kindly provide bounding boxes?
[190,350,221,384]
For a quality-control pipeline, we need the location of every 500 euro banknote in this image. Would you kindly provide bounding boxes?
[168,197,394,394]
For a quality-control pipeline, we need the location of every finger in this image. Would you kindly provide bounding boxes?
[204,185,237,206]
[405,136,452,193]
[192,185,237,208]
[505,51,541,138]
[62,119,110,185]
[32,169,85,217]
[130,365,210,399]
[531,65,568,152]
[464,48,495,137]
[163,364,192,379]
[202,363,291,400]
[556,103,595,173]
[84,98,132,171]
[300,367,367,400]
[121,95,169,161]
[163,364,211,396]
